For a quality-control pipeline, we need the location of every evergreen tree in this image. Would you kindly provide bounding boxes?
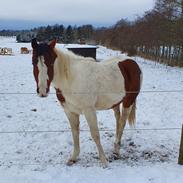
[65,25,74,43]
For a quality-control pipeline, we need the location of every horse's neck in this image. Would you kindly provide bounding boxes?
[53,49,73,89]
[53,48,96,90]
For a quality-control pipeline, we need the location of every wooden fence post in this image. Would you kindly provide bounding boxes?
[178,124,183,165]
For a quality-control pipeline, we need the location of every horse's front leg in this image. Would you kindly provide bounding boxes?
[83,107,108,167]
[64,110,80,165]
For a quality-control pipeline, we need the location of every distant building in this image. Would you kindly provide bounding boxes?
[67,45,98,59]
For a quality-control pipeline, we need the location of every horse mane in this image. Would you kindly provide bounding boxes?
[54,47,95,78]
[56,47,95,61]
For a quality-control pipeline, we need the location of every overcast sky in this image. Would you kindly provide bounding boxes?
[0,0,155,29]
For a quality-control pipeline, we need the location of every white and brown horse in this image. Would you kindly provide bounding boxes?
[31,39,142,167]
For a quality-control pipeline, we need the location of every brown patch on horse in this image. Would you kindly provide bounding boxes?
[112,59,141,108]
[55,88,65,104]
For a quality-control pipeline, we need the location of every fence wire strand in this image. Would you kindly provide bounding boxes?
[0,127,181,135]
[1,90,183,95]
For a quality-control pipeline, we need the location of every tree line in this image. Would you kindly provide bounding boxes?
[95,0,183,66]
[0,30,20,37]
[16,24,94,44]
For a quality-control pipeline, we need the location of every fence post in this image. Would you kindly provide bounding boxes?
[178,124,183,165]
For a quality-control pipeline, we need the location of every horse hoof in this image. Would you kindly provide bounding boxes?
[100,158,108,168]
[66,159,76,166]
[108,153,120,162]
[113,153,121,160]
[101,161,108,168]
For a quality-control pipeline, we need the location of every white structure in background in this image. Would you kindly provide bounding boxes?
[0,47,13,55]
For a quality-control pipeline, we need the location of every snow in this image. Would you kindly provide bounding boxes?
[0,37,183,183]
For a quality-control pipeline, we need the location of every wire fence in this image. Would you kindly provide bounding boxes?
[0,89,182,134]
[0,127,181,135]
[1,90,183,95]
[0,89,182,167]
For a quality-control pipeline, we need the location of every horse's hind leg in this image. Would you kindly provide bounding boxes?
[113,105,120,153]
[84,107,108,167]
[65,111,80,165]
[114,106,131,158]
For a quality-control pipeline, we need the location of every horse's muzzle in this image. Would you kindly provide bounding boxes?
[37,88,49,98]
[38,93,48,97]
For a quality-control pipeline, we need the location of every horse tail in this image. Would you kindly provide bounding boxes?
[128,70,142,126]
[128,101,136,126]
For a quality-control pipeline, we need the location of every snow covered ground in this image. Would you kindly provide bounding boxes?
[0,37,183,183]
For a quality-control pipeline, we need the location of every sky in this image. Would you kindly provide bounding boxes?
[0,0,155,30]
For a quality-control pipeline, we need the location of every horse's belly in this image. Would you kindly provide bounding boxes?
[95,69,125,109]
[95,93,125,110]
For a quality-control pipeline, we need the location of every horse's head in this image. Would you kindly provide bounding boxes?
[31,38,57,97]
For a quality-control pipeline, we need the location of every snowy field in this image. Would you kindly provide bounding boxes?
[0,36,183,183]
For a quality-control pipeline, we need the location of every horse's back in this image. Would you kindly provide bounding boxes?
[101,55,130,65]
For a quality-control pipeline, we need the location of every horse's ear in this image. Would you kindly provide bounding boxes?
[49,39,57,49]
[31,38,38,49]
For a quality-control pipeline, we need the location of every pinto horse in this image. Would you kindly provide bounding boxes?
[31,39,142,167]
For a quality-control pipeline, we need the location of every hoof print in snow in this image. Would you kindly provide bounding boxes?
[142,150,153,159]
[31,109,37,112]
[129,141,136,147]
[58,152,63,155]
[6,115,12,118]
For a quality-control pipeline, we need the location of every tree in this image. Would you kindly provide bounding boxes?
[65,25,74,43]
[52,24,65,42]
[93,0,183,66]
